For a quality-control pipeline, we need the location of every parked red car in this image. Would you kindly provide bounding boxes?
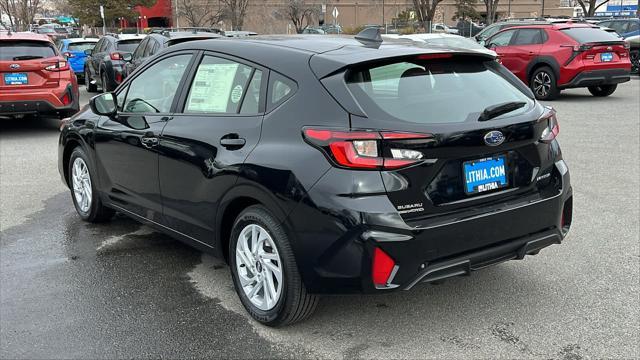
[485,23,631,100]
[0,31,79,119]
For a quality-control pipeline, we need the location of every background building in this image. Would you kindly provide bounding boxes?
[170,0,574,34]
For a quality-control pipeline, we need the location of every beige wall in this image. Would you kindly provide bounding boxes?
[178,0,573,34]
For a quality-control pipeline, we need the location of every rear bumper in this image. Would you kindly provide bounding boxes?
[0,83,79,117]
[561,68,631,89]
[290,159,572,294]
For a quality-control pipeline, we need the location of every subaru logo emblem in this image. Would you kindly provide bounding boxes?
[484,131,505,146]
[9,63,20,70]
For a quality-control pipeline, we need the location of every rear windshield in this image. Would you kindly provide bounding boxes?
[345,58,533,124]
[68,42,96,51]
[0,41,57,61]
[117,39,142,52]
[561,27,622,43]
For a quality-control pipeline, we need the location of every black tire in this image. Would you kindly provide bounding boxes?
[588,84,617,97]
[229,205,318,327]
[68,147,115,223]
[630,49,639,75]
[85,67,97,93]
[530,66,560,101]
[101,72,111,92]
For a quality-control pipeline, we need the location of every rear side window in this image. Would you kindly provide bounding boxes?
[67,42,96,52]
[117,40,142,52]
[345,58,533,124]
[184,55,255,114]
[0,41,57,61]
[561,27,622,43]
[267,73,296,111]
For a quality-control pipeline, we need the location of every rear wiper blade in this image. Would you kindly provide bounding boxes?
[12,55,43,60]
[478,101,527,122]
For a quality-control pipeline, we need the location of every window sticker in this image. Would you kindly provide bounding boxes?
[187,63,239,112]
[231,85,243,103]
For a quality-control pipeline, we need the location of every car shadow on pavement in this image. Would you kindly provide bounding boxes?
[0,115,61,134]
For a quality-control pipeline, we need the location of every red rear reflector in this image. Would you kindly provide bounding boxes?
[416,53,453,60]
[115,71,123,83]
[372,247,396,286]
[60,91,72,106]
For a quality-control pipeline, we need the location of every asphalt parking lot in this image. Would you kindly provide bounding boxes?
[1,80,639,359]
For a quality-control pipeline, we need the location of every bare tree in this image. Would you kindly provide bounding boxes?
[179,0,225,27]
[220,0,249,30]
[575,0,611,17]
[276,0,318,34]
[482,0,499,24]
[412,0,445,31]
[0,0,41,31]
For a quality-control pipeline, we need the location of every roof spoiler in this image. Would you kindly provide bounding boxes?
[355,27,383,49]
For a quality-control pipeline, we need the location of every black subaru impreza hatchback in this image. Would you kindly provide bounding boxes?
[58,30,572,326]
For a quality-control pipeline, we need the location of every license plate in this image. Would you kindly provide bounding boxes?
[463,156,508,194]
[4,73,28,85]
[601,52,613,62]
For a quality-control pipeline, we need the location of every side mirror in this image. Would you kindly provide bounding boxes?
[84,48,92,56]
[90,93,117,117]
[122,52,133,62]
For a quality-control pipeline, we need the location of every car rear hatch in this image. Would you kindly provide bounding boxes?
[0,40,61,91]
[64,41,97,70]
[561,27,630,66]
[311,51,564,256]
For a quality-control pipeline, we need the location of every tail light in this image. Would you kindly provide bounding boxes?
[110,52,122,60]
[114,71,123,84]
[60,90,72,106]
[303,128,431,170]
[63,52,74,58]
[540,111,559,142]
[45,60,69,71]
[372,247,396,286]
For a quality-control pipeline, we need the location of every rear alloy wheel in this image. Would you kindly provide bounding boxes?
[229,205,318,326]
[530,67,559,101]
[69,147,114,222]
[85,68,97,93]
[588,84,617,97]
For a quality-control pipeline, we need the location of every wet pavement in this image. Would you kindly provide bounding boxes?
[1,81,639,359]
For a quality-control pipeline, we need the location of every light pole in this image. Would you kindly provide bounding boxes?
[508,0,511,18]
[174,0,180,28]
[382,0,385,27]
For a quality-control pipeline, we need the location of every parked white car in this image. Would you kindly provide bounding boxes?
[432,23,459,34]
[384,33,497,57]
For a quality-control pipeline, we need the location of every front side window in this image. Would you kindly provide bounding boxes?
[122,54,192,113]
[346,58,533,124]
[184,55,254,114]
[489,30,515,47]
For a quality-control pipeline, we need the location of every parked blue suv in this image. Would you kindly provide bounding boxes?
[58,38,99,82]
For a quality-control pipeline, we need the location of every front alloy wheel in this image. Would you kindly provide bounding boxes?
[72,157,92,213]
[68,147,114,222]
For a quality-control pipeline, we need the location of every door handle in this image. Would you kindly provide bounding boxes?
[220,135,246,149]
[141,133,159,148]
